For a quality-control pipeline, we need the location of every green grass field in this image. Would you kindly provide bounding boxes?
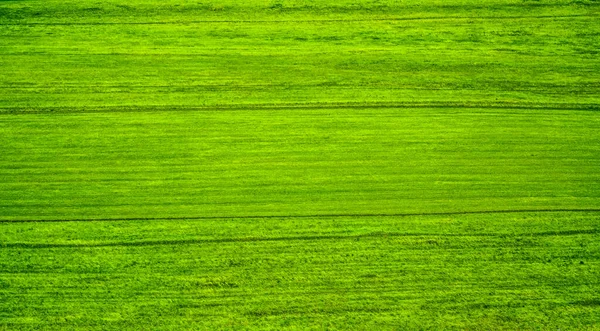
[1,0,600,329]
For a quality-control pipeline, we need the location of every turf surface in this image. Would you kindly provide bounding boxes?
[1,0,599,110]
[1,212,600,329]
[1,108,600,220]
[1,0,599,329]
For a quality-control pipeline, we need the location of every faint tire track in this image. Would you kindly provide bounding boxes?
[0,102,598,115]
[2,228,597,249]
[0,14,596,26]
[0,208,599,224]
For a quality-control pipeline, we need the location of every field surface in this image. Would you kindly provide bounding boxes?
[1,0,600,329]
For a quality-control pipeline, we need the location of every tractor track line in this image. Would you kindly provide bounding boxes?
[1,208,599,224]
[0,14,596,26]
[0,103,598,115]
[3,229,598,249]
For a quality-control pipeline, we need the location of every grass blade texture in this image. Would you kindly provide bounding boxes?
[0,0,599,329]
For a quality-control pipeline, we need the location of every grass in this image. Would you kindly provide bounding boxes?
[1,0,599,110]
[1,212,599,329]
[1,0,599,329]
[1,108,600,220]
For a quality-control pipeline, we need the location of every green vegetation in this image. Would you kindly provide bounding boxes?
[1,108,600,220]
[1,212,600,329]
[1,0,599,329]
[1,0,599,110]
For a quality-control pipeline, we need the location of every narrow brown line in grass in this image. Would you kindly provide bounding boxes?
[0,102,598,115]
[3,229,597,249]
[1,209,599,224]
[0,14,595,26]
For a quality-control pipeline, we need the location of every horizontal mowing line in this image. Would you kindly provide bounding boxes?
[3,229,598,249]
[1,87,595,94]
[4,85,594,90]
[1,209,600,223]
[1,103,599,115]
[0,14,596,25]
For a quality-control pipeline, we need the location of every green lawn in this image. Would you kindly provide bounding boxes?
[1,0,599,329]
[1,212,599,330]
[1,0,599,110]
[1,108,600,220]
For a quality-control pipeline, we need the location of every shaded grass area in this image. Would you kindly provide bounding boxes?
[1,108,599,220]
[0,212,599,329]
